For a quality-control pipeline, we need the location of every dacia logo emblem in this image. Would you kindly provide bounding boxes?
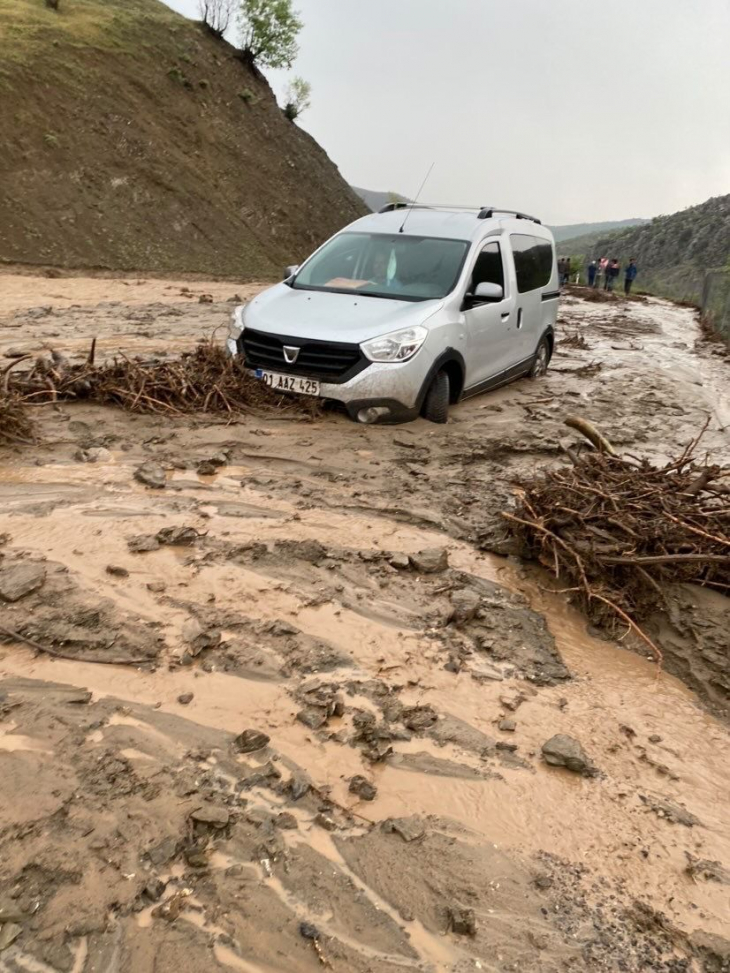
[283,345,300,364]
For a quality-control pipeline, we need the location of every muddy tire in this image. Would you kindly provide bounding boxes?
[529,338,550,379]
[421,370,450,424]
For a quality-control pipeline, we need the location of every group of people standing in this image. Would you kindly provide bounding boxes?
[587,256,638,295]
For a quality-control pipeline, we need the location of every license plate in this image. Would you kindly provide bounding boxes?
[254,369,320,396]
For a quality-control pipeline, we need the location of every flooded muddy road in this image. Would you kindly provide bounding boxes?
[0,278,729,973]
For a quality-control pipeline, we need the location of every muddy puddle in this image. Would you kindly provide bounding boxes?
[1,276,729,973]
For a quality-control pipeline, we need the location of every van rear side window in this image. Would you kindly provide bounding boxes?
[511,234,553,293]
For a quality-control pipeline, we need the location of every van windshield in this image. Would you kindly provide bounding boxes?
[292,232,469,302]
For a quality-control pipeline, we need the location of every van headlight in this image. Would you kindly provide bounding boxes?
[361,326,427,363]
[229,304,246,341]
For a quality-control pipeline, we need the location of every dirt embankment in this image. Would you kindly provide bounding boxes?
[0,279,729,973]
[0,0,366,278]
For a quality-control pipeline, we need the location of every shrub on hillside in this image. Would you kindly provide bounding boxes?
[198,0,236,39]
[283,76,310,121]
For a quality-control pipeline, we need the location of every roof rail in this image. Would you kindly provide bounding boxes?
[377,202,542,224]
[378,202,490,214]
[477,207,542,224]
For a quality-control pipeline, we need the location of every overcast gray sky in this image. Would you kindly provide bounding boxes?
[165,0,730,225]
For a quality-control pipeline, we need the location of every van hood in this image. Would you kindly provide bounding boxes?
[242,283,444,343]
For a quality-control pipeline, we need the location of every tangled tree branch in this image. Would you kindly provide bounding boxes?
[503,418,729,662]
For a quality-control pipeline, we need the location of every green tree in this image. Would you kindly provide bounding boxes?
[238,0,302,70]
[283,76,311,121]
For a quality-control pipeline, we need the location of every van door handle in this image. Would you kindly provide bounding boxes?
[501,312,510,320]
[516,308,523,329]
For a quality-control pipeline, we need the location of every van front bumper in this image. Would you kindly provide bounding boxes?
[243,355,432,423]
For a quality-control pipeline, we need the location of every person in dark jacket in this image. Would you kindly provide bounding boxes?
[624,258,638,295]
[606,258,620,292]
[587,259,597,288]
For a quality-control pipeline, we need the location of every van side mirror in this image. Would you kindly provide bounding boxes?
[473,282,503,302]
[283,265,299,280]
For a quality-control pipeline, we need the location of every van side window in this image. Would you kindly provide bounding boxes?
[470,242,505,292]
[511,234,553,293]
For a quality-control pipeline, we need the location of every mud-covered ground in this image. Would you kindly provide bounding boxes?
[0,276,729,973]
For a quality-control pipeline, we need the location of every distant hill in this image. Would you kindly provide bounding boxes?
[550,219,648,244]
[352,187,412,212]
[0,0,366,277]
[563,195,730,303]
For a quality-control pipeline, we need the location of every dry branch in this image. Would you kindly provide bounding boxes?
[1,339,321,445]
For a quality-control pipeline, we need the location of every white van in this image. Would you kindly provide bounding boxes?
[227,204,559,423]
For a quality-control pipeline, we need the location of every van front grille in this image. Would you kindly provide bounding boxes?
[241,329,368,384]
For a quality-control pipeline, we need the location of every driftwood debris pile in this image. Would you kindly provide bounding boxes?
[504,418,730,660]
[0,393,35,446]
[1,340,320,445]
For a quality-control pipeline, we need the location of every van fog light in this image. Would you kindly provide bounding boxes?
[357,406,390,424]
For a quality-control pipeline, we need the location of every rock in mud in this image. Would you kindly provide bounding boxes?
[0,562,46,602]
[447,906,477,936]
[76,446,112,463]
[349,775,377,801]
[177,693,194,705]
[500,692,527,712]
[181,619,220,657]
[409,548,449,573]
[190,805,230,828]
[147,836,179,866]
[314,812,337,832]
[275,539,327,565]
[449,587,481,625]
[498,718,516,732]
[299,921,320,940]
[288,776,310,801]
[183,837,210,868]
[402,705,438,732]
[128,534,161,553]
[156,526,200,546]
[233,729,270,753]
[276,812,299,830]
[685,854,730,885]
[0,922,22,951]
[640,794,701,827]
[143,879,167,902]
[296,707,329,730]
[105,564,129,578]
[542,734,597,776]
[691,930,730,969]
[382,817,425,843]
[133,461,166,489]
[388,552,410,570]
[196,461,218,476]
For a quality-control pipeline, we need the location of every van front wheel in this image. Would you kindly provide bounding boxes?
[529,338,550,379]
[421,370,450,424]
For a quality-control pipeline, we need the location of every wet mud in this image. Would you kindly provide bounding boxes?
[1,277,729,972]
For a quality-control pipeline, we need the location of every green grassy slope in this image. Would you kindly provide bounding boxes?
[0,0,367,277]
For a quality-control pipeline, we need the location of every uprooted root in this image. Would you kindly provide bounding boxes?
[1,339,321,439]
[0,392,36,446]
[503,419,730,661]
